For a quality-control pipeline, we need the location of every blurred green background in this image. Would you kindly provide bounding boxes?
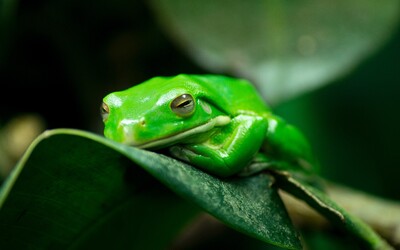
[0,0,399,248]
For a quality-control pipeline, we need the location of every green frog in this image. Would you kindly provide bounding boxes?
[101,74,316,177]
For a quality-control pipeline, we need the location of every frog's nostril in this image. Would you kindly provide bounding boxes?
[139,118,146,126]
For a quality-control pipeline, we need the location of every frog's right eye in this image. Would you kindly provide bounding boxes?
[170,94,195,117]
[100,102,110,122]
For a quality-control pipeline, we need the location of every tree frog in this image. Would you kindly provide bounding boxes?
[101,74,317,177]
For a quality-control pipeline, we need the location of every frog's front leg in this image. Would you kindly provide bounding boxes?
[262,115,318,174]
[170,115,268,177]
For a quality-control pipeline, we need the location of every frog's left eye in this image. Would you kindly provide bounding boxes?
[171,94,195,117]
[100,102,110,122]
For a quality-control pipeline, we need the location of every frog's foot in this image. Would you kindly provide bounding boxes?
[169,144,220,168]
[169,145,206,164]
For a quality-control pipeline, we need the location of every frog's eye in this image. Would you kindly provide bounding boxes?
[100,102,110,122]
[171,94,195,117]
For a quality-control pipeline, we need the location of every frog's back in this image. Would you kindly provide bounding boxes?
[174,74,271,117]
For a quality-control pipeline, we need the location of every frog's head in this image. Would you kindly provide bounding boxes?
[101,75,231,149]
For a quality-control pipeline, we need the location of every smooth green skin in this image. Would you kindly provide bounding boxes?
[102,74,316,177]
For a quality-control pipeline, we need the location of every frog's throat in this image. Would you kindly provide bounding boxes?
[136,115,231,149]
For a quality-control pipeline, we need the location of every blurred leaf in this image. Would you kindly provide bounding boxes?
[243,154,393,248]
[149,0,400,104]
[274,171,393,250]
[0,129,301,249]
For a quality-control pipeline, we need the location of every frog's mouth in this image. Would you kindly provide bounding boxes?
[133,115,231,149]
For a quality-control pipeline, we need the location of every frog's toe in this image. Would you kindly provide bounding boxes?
[169,146,194,163]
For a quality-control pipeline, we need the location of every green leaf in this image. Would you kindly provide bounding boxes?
[0,129,302,249]
[0,129,197,249]
[149,0,399,104]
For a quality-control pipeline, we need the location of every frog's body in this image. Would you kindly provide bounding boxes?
[102,74,316,177]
